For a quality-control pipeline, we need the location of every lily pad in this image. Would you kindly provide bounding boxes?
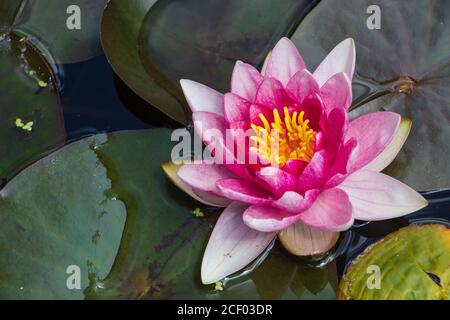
[0,32,65,180]
[101,0,315,124]
[0,127,339,299]
[0,134,126,299]
[1,0,107,63]
[290,0,450,191]
[84,129,215,299]
[338,224,450,300]
[85,129,337,299]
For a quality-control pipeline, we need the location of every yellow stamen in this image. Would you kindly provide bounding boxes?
[250,106,316,166]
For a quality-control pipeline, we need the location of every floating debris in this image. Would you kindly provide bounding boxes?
[193,207,204,218]
[214,281,224,292]
[15,118,24,127]
[22,122,34,131]
[15,118,34,132]
[38,80,48,88]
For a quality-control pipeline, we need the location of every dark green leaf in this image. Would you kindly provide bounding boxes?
[291,0,450,191]
[0,33,65,180]
[101,0,315,124]
[0,128,339,299]
[2,0,107,63]
[0,134,126,299]
[101,0,187,125]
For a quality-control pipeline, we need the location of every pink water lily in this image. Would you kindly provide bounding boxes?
[176,38,428,284]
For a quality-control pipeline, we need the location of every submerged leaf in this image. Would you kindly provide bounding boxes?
[251,247,338,300]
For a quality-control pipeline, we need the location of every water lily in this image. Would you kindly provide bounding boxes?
[175,37,428,284]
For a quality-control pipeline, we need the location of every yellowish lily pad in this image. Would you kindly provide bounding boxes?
[338,224,450,300]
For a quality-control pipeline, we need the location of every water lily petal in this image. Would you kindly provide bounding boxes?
[180,79,224,115]
[255,78,292,113]
[324,138,358,188]
[363,117,412,172]
[315,131,326,151]
[162,161,231,207]
[231,61,264,102]
[286,69,320,104]
[301,93,325,131]
[282,159,308,177]
[265,37,306,86]
[256,167,297,198]
[320,72,352,114]
[346,111,400,172]
[338,169,428,221]
[273,189,320,214]
[313,38,356,87]
[261,51,272,76]
[300,188,354,232]
[201,202,276,284]
[325,107,348,162]
[249,103,272,127]
[243,205,302,232]
[208,132,258,184]
[298,150,328,193]
[278,221,339,256]
[192,111,227,146]
[178,163,235,196]
[224,92,250,124]
[205,134,255,182]
[217,179,273,205]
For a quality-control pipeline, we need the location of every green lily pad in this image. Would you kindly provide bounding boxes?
[0,32,65,180]
[338,224,450,300]
[0,1,22,25]
[0,128,338,299]
[0,134,126,299]
[86,129,338,299]
[1,0,107,64]
[84,129,214,299]
[101,0,315,124]
[290,0,450,191]
[101,0,186,125]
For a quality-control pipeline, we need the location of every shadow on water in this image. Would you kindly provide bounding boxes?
[59,54,181,143]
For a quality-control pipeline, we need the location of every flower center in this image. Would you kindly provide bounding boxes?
[250,106,316,166]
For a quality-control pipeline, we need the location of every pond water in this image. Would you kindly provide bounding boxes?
[60,54,180,142]
[2,0,449,299]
